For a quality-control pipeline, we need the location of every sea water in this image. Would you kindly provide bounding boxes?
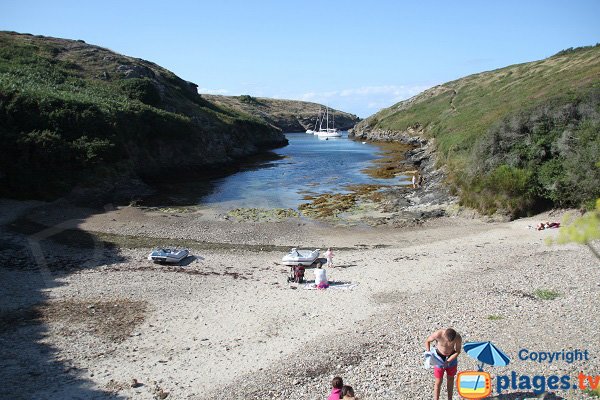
[199,132,408,210]
[145,132,409,209]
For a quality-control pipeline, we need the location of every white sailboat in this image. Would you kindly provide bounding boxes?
[315,107,341,137]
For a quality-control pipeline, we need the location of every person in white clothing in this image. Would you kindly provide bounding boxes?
[314,265,329,289]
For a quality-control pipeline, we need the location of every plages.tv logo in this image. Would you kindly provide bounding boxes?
[456,370,492,399]
[456,341,511,399]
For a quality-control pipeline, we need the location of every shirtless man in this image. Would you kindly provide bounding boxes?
[425,328,462,400]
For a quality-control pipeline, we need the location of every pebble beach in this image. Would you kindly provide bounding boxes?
[0,199,598,399]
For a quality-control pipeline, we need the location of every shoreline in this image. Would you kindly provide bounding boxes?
[0,199,598,399]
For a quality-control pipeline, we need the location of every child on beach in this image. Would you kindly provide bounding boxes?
[341,385,356,399]
[327,377,343,400]
[325,247,334,268]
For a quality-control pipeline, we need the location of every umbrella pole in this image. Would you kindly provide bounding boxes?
[472,362,485,393]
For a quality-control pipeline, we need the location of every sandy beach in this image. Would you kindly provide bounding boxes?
[1,199,598,399]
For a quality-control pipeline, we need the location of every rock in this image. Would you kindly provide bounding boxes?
[115,64,155,79]
[131,378,143,388]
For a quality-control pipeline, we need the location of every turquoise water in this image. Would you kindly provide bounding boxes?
[459,375,487,389]
[199,132,409,210]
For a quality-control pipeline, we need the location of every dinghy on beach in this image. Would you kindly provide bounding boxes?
[148,248,189,263]
[282,248,321,266]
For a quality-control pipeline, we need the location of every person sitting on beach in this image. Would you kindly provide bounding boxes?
[341,385,356,399]
[327,376,343,400]
[314,264,329,289]
[325,247,334,268]
[425,328,462,400]
[537,221,561,230]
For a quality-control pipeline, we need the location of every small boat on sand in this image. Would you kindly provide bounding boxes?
[148,248,189,263]
[281,248,321,266]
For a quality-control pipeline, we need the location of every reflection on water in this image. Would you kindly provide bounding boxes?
[146,132,407,209]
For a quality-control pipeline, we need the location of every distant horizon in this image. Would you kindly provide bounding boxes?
[2,0,599,118]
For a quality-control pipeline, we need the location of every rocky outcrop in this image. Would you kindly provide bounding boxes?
[350,125,457,219]
[349,126,426,146]
[203,95,360,132]
[115,64,155,79]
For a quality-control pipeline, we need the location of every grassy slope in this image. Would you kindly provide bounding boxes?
[202,94,360,131]
[355,45,600,216]
[0,32,284,199]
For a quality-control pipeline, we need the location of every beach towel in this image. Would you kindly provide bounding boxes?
[423,348,445,368]
[304,281,359,290]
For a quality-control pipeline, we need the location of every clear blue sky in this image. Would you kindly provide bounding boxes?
[2,0,599,117]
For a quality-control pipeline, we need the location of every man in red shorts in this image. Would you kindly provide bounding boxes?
[425,328,462,400]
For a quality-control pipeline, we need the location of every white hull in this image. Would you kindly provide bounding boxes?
[316,130,342,137]
[282,248,321,266]
[306,130,314,134]
[148,248,189,263]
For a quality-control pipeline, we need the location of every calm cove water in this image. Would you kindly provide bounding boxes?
[198,132,408,210]
[145,132,409,209]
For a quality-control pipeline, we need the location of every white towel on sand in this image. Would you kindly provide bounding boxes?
[303,281,359,290]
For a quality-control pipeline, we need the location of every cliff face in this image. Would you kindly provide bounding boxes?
[0,31,287,199]
[202,95,360,132]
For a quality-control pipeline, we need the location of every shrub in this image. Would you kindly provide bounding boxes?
[533,289,561,300]
[239,94,258,104]
[463,91,600,217]
[118,78,161,106]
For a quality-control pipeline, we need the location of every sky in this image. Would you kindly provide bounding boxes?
[1,0,599,118]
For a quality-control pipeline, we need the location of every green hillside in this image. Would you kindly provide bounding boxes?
[203,94,360,132]
[353,45,600,216]
[0,31,286,199]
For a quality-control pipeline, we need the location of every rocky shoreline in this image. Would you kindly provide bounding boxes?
[349,127,460,223]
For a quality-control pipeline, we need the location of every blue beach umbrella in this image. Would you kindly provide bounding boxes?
[464,341,511,369]
[463,341,511,391]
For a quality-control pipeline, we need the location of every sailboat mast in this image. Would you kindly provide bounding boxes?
[314,108,320,130]
[319,108,323,131]
[326,107,329,130]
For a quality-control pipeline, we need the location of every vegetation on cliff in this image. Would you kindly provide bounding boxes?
[202,94,360,132]
[0,32,286,199]
[353,44,600,217]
